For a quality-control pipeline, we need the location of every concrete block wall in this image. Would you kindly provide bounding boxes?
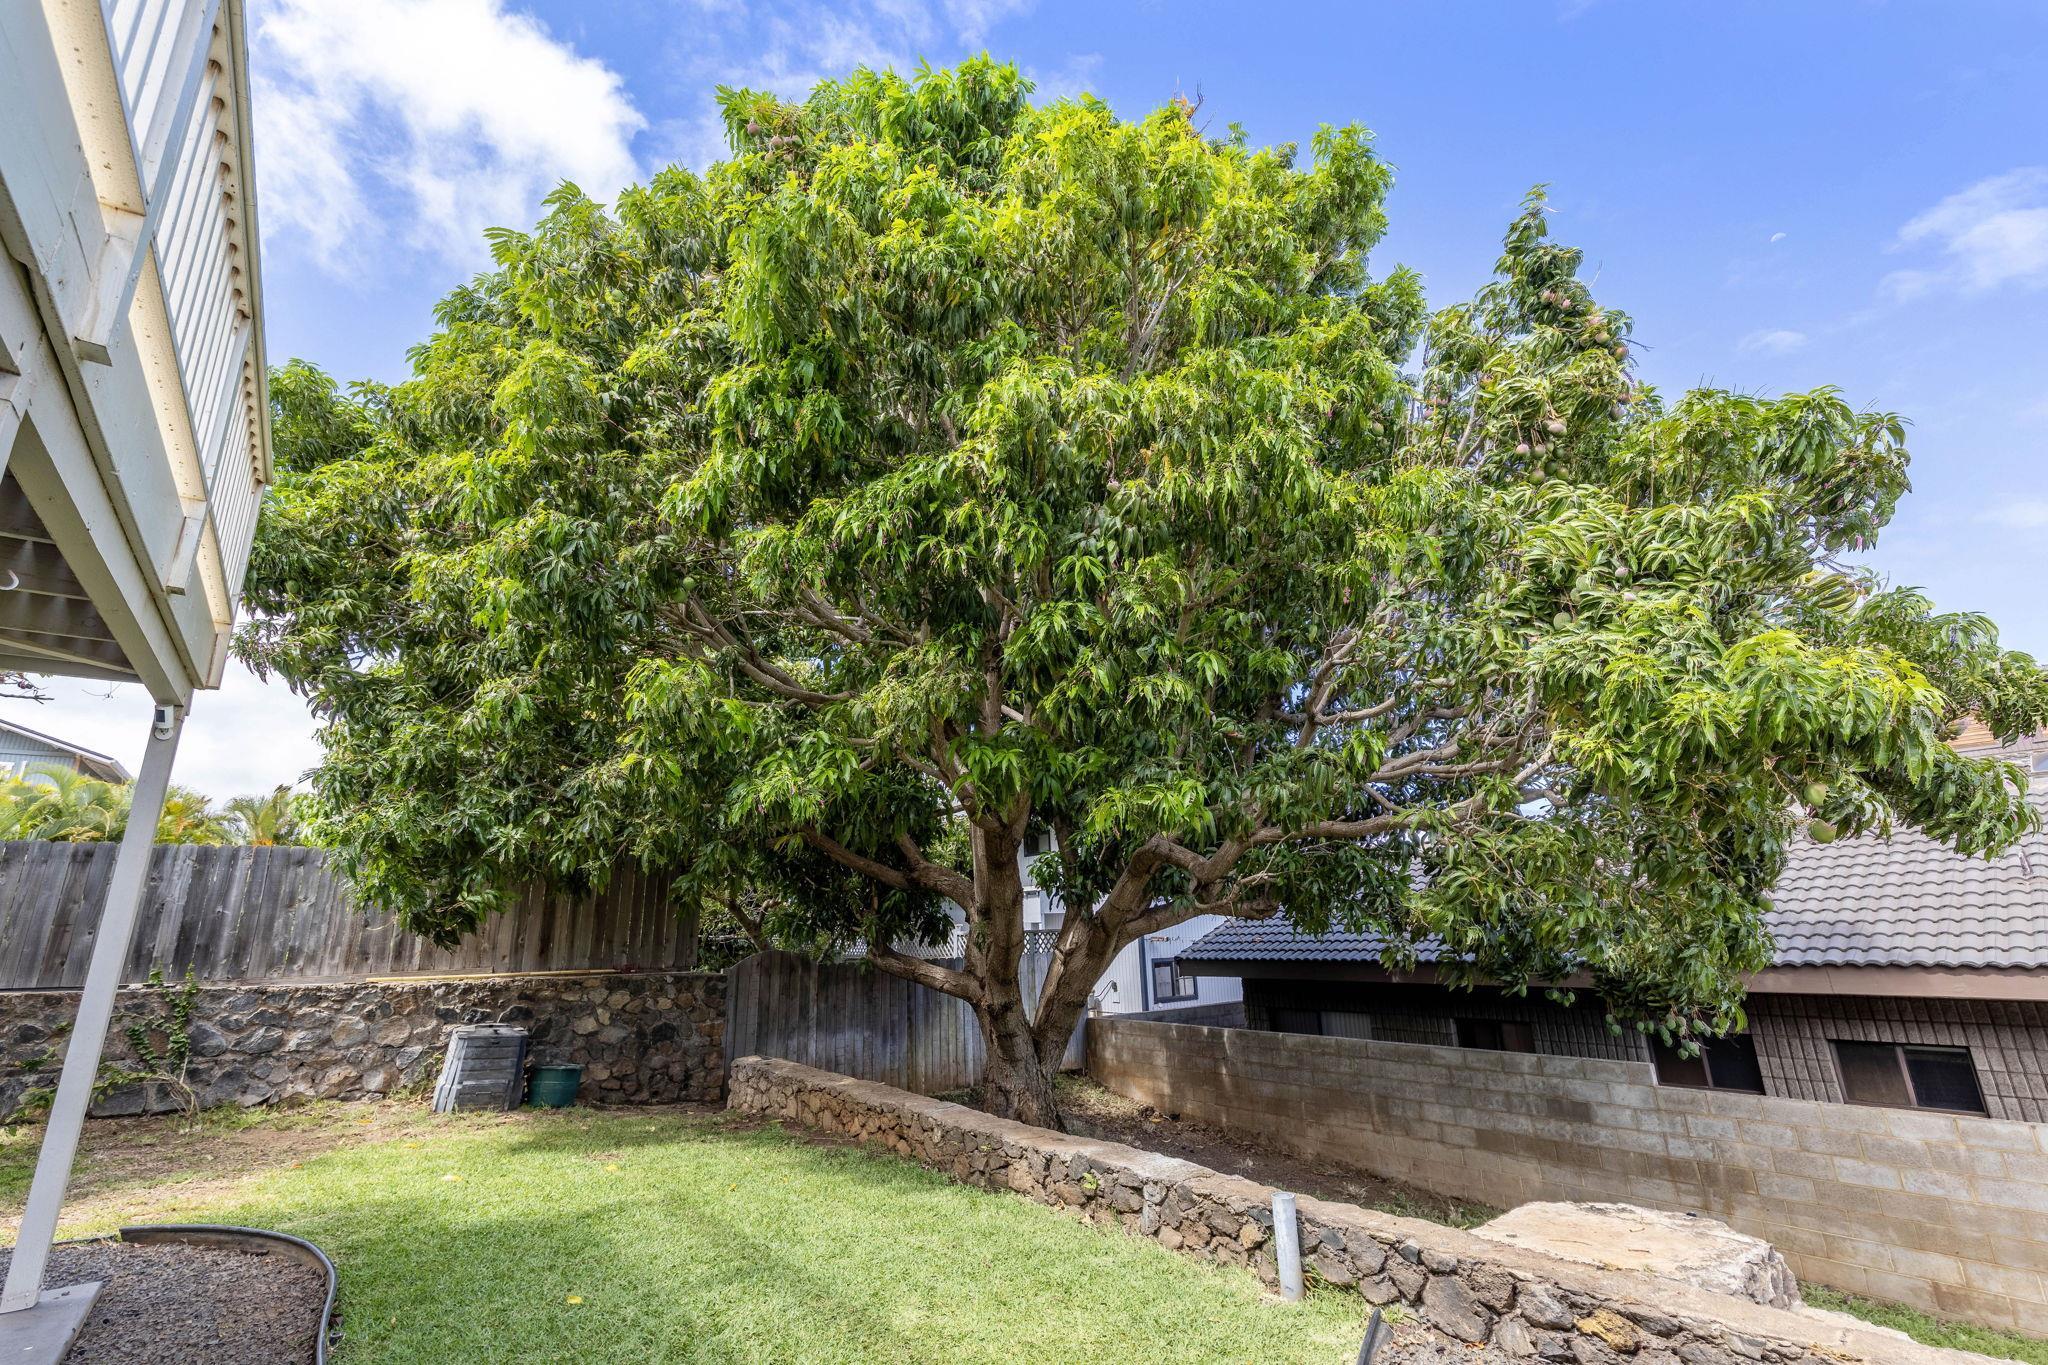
[732,1056,1998,1365]
[1088,1017,2048,1336]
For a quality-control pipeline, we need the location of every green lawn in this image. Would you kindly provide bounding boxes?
[1802,1284,2046,1364]
[19,1107,1370,1364]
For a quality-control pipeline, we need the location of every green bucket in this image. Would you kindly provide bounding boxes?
[528,1063,583,1108]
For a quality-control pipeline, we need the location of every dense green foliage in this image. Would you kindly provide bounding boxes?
[0,770,309,846]
[243,60,2047,1097]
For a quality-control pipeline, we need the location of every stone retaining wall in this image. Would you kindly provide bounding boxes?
[728,1056,1995,1365]
[1088,1017,2048,1335]
[1,971,726,1119]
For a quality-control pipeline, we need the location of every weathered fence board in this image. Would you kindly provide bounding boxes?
[725,949,1086,1096]
[0,842,696,988]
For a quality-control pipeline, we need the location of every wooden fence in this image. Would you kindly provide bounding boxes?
[726,949,1086,1096]
[0,842,696,989]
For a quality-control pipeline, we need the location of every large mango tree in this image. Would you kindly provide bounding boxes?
[243,60,2048,1126]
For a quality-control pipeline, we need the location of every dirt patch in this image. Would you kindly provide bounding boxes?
[0,1239,327,1365]
[1,1100,722,1236]
[1046,1076,1499,1228]
[1,1102,457,1236]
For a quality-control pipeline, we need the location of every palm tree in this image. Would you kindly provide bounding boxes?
[224,786,301,846]
[0,771,253,846]
[140,785,235,846]
[1,768,125,841]
[0,777,45,839]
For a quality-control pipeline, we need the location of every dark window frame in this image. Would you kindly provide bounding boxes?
[1150,957,1197,1004]
[1455,1017,1534,1054]
[1832,1040,1987,1115]
[1652,1034,1766,1094]
[1267,1006,1323,1036]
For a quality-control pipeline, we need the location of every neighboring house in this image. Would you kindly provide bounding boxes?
[1017,829,1243,1018]
[1182,729,2048,1122]
[1093,917,1245,1018]
[916,831,1246,1018]
[1015,826,1236,1019]
[0,718,129,783]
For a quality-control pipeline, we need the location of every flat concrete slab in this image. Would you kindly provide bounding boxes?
[0,1282,102,1364]
[1473,1202,1801,1308]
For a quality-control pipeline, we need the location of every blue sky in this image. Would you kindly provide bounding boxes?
[30,0,2048,796]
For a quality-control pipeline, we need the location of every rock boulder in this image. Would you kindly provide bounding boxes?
[1472,1202,1800,1309]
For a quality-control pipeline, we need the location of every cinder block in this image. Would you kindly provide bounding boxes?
[1931,1282,2023,1333]
[1885,1109,1963,1143]
[1979,1179,2048,1214]
[1770,1147,1833,1179]
[1754,1171,1816,1204]
[1923,1142,2009,1178]
[1738,1121,1800,1149]
[1858,1133,1928,1168]
[1902,1166,1976,1199]
[1887,1246,1966,1284]
[2001,1152,2048,1186]
[1797,1125,1864,1157]
[1961,1259,2045,1302]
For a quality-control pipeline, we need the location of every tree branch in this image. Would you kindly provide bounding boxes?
[894,831,975,905]
[684,599,852,706]
[800,829,914,892]
[866,937,981,1002]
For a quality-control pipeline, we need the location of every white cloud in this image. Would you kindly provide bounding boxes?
[942,0,1034,43]
[1030,52,1105,102]
[1979,500,2048,531]
[1884,167,2048,300]
[251,0,645,271]
[648,0,1051,173]
[1738,328,1808,356]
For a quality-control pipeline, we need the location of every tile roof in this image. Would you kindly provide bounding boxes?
[1183,796,2048,972]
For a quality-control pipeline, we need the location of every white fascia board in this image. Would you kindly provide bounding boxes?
[223,0,272,487]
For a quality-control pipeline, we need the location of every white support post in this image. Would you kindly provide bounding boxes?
[1273,1190,1304,1302]
[0,703,184,1314]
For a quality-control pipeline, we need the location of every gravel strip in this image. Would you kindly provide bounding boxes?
[0,1240,325,1364]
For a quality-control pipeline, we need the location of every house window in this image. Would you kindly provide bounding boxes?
[1833,1041,1986,1114]
[1268,1007,1323,1036]
[1455,1018,1534,1053]
[1653,1035,1766,1093]
[1151,958,1197,1003]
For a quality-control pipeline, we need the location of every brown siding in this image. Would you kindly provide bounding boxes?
[1243,978,1651,1063]
[1242,977,2048,1122]
[1750,994,2048,1122]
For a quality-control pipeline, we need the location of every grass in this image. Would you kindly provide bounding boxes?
[6,1105,1373,1364]
[1802,1283,2047,1363]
